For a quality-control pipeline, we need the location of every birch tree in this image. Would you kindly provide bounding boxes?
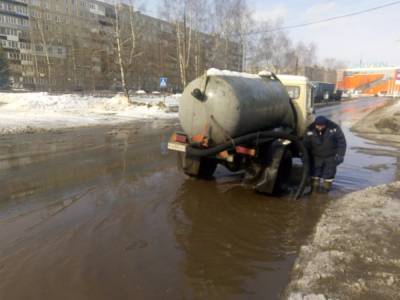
[231,0,252,71]
[112,0,144,101]
[114,1,130,102]
[26,7,40,88]
[27,1,53,91]
[36,20,52,90]
[247,20,296,73]
[160,0,199,88]
[207,0,251,71]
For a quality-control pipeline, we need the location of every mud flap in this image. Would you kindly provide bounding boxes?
[178,153,201,176]
[178,153,217,179]
[255,142,291,194]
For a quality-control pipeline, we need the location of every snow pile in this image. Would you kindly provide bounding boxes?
[285,182,400,300]
[0,92,180,134]
[373,100,400,133]
[351,99,400,144]
[206,68,261,79]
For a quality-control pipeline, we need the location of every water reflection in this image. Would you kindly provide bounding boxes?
[171,176,327,299]
[169,97,400,299]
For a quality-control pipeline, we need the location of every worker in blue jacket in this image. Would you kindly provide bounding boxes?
[304,116,347,192]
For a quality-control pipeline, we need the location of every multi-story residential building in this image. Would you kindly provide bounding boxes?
[0,0,243,91]
[0,0,29,88]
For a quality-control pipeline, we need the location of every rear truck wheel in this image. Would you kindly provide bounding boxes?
[253,141,293,195]
[177,153,217,179]
[273,148,293,194]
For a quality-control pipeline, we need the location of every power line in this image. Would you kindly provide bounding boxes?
[248,1,400,35]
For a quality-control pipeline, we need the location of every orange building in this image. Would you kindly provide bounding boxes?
[337,67,400,96]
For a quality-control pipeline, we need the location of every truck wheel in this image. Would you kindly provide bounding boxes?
[273,149,292,194]
[197,157,218,179]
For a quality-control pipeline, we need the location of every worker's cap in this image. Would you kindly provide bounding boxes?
[315,116,328,125]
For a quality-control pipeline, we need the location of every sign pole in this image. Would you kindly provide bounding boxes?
[160,77,168,106]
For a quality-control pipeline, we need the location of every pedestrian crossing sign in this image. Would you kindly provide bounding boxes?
[160,77,168,88]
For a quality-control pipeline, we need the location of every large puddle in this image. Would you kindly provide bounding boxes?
[0,98,398,300]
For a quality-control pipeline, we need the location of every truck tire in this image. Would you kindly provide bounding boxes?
[197,157,218,179]
[273,148,292,194]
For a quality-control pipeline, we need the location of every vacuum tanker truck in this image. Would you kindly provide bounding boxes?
[168,69,315,198]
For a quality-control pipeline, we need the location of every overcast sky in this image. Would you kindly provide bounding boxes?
[139,0,400,67]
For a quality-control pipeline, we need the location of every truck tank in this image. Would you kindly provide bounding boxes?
[179,70,296,145]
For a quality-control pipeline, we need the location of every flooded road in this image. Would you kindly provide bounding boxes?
[0,98,398,300]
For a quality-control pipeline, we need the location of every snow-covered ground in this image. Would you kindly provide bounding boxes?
[0,92,180,134]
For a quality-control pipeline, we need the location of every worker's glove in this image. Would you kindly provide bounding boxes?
[334,154,344,165]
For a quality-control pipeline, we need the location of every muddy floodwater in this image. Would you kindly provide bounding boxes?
[0,98,398,300]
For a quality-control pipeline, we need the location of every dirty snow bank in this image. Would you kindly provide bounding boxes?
[352,99,400,139]
[286,182,400,300]
[0,92,180,134]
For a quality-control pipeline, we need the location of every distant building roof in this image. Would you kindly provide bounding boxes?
[341,67,400,72]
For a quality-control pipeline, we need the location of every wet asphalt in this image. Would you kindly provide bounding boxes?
[0,97,398,300]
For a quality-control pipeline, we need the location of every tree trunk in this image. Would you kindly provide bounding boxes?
[114,3,130,103]
[37,21,52,92]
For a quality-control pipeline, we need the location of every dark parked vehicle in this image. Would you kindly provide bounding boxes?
[312,82,342,103]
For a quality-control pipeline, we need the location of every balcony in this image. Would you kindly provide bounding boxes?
[0,10,29,20]
[2,0,28,7]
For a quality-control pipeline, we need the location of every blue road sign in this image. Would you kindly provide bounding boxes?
[160,77,168,88]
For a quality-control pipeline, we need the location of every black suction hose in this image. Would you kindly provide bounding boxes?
[186,130,309,199]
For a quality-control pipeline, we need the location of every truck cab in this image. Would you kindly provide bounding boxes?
[277,75,315,136]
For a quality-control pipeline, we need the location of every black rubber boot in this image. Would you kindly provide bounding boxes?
[311,177,320,193]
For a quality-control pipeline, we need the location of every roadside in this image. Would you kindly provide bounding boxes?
[285,98,400,300]
[0,92,179,135]
[313,95,361,107]
[352,98,400,145]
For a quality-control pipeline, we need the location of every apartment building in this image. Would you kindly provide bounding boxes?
[0,0,29,88]
[0,0,243,91]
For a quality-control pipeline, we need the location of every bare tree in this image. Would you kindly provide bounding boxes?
[27,1,54,91]
[292,42,317,74]
[111,0,146,99]
[160,0,210,88]
[206,0,251,71]
[246,19,319,75]
[247,20,294,73]
[322,57,346,70]
[114,0,130,102]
